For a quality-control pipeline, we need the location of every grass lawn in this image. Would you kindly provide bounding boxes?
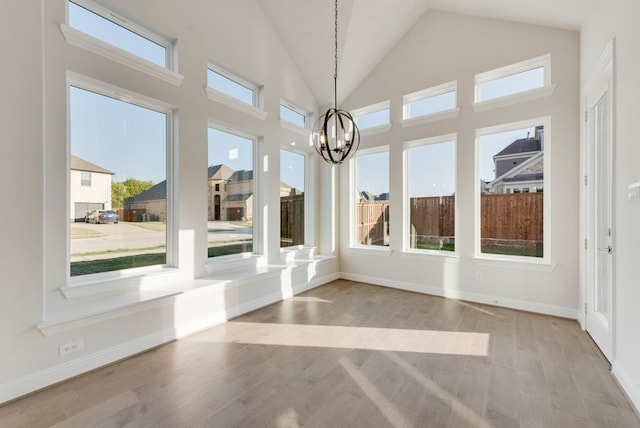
[481,245,543,258]
[71,253,166,276]
[416,242,455,252]
[208,242,253,258]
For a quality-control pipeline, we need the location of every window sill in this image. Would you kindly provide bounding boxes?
[205,253,266,275]
[472,84,556,112]
[401,249,459,262]
[472,255,556,272]
[205,87,268,120]
[400,108,460,127]
[280,120,310,137]
[359,123,392,137]
[346,246,392,257]
[60,24,184,87]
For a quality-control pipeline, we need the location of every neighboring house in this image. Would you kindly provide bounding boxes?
[207,164,235,221]
[124,181,167,222]
[70,155,114,222]
[485,126,544,194]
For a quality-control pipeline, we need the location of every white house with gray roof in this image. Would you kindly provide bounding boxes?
[70,155,114,222]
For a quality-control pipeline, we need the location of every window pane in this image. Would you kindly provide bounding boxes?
[280,150,305,247]
[280,105,306,128]
[478,67,544,102]
[356,151,389,246]
[69,86,167,276]
[68,2,166,67]
[478,125,544,257]
[356,108,390,130]
[407,91,456,119]
[207,70,254,106]
[207,128,254,258]
[408,141,455,251]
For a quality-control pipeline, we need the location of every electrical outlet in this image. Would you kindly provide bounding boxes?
[475,271,483,281]
[60,339,84,356]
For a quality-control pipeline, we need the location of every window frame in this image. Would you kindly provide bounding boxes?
[349,145,391,254]
[80,171,92,187]
[401,81,460,126]
[279,100,310,135]
[65,71,177,291]
[473,54,555,111]
[205,121,260,266]
[403,134,458,257]
[351,101,391,136]
[206,63,267,120]
[474,117,551,267]
[61,0,183,86]
[279,146,309,250]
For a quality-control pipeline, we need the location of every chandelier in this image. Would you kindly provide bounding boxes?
[311,0,360,165]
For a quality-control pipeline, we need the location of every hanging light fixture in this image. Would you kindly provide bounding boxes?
[311,0,360,165]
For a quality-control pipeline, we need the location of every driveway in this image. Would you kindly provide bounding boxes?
[70,222,166,261]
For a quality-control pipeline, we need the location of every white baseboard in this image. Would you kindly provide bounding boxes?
[340,272,579,319]
[612,361,640,416]
[0,270,338,405]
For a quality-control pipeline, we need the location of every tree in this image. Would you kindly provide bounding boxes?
[111,178,154,208]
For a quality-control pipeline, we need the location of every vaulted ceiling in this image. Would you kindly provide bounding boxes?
[257,0,594,107]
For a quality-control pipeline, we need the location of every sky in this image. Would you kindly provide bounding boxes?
[69,2,542,195]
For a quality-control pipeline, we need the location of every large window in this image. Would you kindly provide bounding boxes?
[207,127,254,258]
[477,121,546,258]
[354,149,390,247]
[69,83,169,277]
[406,136,456,252]
[280,149,305,247]
[68,0,171,68]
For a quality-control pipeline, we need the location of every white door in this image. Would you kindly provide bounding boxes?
[585,41,614,362]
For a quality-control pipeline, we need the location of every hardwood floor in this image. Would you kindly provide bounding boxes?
[2,280,639,427]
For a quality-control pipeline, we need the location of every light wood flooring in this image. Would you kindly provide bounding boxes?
[2,280,639,427]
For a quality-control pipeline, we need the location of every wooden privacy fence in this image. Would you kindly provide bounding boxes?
[280,195,304,247]
[358,193,543,245]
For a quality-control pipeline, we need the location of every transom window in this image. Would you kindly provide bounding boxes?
[475,55,550,103]
[280,102,307,128]
[352,101,390,130]
[207,65,258,108]
[403,81,457,120]
[68,0,171,69]
[405,136,456,253]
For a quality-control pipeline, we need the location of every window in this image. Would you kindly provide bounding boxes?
[80,172,91,187]
[406,136,456,252]
[280,102,307,129]
[67,0,171,69]
[354,149,389,247]
[475,55,551,103]
[207,65,257,107]
[69,81,170,277]
[403,81,457,120]
[207,126,255,258]
[477,120,547,259]
[352,101,390,131]
[280,149,305,247]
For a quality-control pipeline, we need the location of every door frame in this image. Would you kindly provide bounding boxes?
[580,38,616,361]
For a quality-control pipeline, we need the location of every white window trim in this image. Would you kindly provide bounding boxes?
[474,117,552,267]
[349,145,392,254]
[402,134,458,256]
[62,0,183,86]
[280,100,310,134]
[351,100,391,134]
[279,145,312,252]
[402,81,457,120]
[205,121,261,270]
[472,54,554,111]
[400,108,460,128]
[206,63,267,120]
[65,71,179,292]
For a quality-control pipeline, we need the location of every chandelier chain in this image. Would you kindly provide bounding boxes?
[334,0,338,109]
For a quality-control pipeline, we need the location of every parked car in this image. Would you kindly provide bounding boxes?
[85,210,119,224]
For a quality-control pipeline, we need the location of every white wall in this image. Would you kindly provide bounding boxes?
[581,0,640,412]
[0,0,337,403]
[340,11,581,317]
[69,170,112,217]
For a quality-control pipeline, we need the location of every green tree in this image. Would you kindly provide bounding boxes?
[111,178,154,208]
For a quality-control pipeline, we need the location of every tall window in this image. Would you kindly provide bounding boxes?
[477,122,546,258]
[207,127,254,258]
[280,149,305,247]
[68,0,170,68]
[69,84,169,277]
[354,149,389,247]
[406,137,456,252]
